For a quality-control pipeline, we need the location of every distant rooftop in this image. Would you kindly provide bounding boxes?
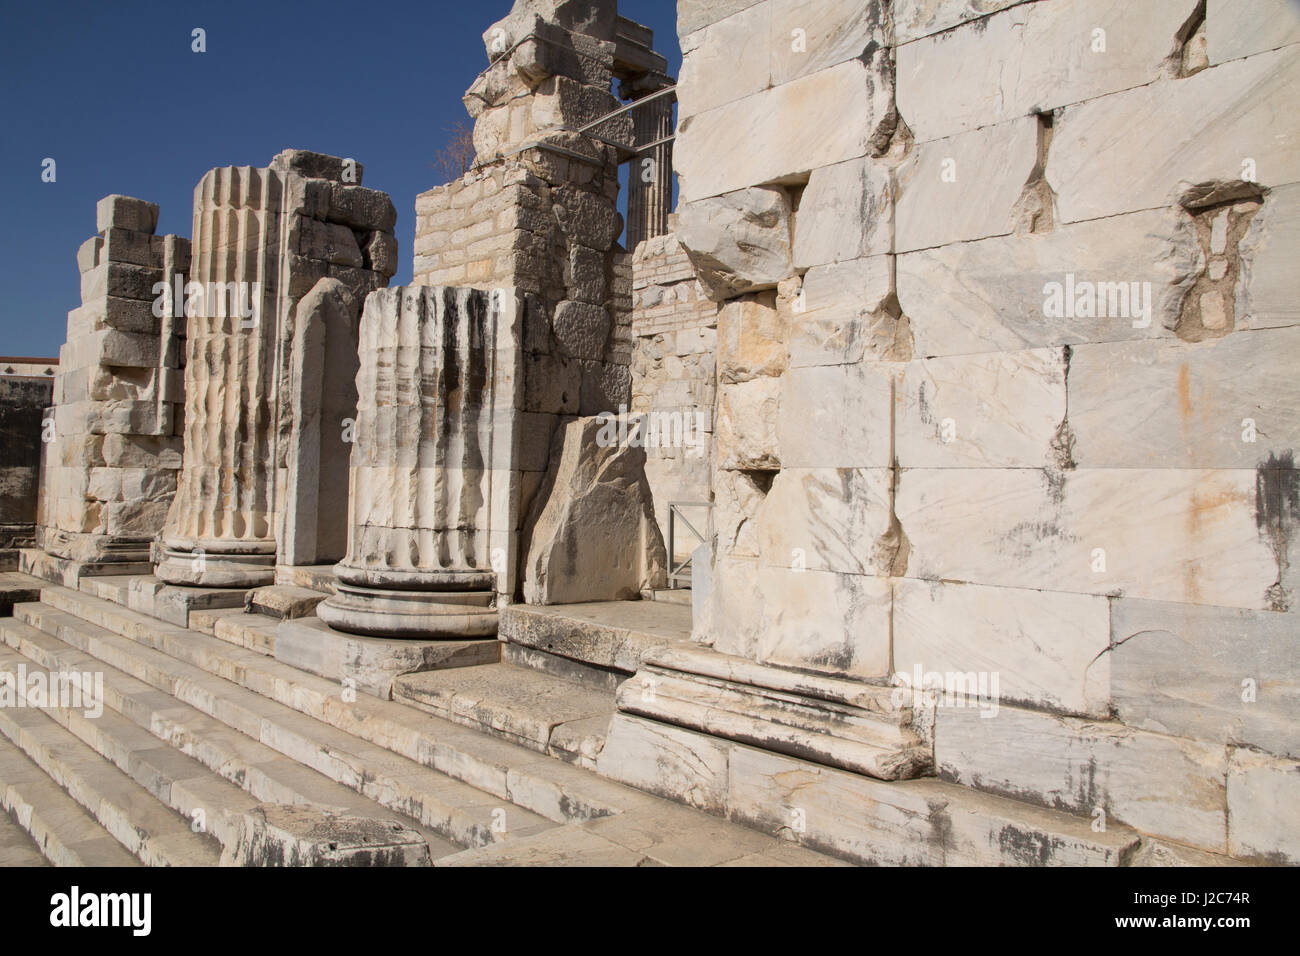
[0,356,58,377]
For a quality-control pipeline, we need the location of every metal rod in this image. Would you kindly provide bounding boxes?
[629,133,676,155]
[576,84,677,134]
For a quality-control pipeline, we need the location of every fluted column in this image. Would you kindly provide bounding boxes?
[154,166,282,586]
[626,91,674,250]
[316,285,521,638]
[154,150,398,588]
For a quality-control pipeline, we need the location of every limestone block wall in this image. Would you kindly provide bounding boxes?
[675,0,1300,862]
[414,155,632,522]
[629,231,717,557]
[410,0,647,536]
[0,375,54,569]
[38,195,188,567]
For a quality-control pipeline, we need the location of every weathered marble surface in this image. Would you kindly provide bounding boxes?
[40,195,187,568]
[317,285,520,639]
[521,415,667,604]
[157,151,395,588]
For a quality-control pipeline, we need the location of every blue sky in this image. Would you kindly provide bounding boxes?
[0,0,681,358]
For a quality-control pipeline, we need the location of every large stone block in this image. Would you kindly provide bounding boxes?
[893,0,1021,44]
[704,555,767,660]
[678,0,762,39]
[102,434,182,470]
[220,805,431,866]
[1206,0,1300,65]
[295,217,363,267]
[1068,328,1300,468]
[552,300,611,360]
[521,415,667,604]
[756,565,891,680]
[1226,749,1300,863]
[793,156,893,268]
[271,148,364,185]
[95,195,159,235]
[1110,597,1300,758]
[712,473,766,560]
[77,236,102,273]
[896,347,1068,469]
[717,293,787,383]
[896,0,1196,143]
[101,227,159,268]
[936,703,1229,851]
[756,467,893,576]
[895,116,1039,252]
[776,362,893,469]
[275,616,498,699]
[726,744,946,865]
[676,1,772,118]
[676,187,793,300]
[1238,183,1300,331]
[63,329,161,369]
[327,183,397,231]
[79,262,163,304]
[788,255,898,367]
[677,0,884,118]
[676,58,892,202]
[622,643,928,781]
[716,376,781,472]
[896,208,1194,357]
[1047,46,1300,223]
[597,713,730,812]
[554,186,623,251]
[895,579,1111,717]
[897,467,1286,609]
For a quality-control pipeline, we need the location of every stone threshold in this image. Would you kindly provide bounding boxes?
[500,599,693,676]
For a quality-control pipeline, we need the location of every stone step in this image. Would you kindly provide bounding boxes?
[19,587,840,865]
[500,599,694,676]
[30,586,642,824]
[24,583,1170,867]
[190,608,279,655]
[77,573,250,628]
[0,802,48,866]
[434,798,851,867]
[76,573,135,606]
[394,662,615,767]
[19,548,152,589]
[621,643,931,779]
[6,604,555,851]
[0,571,44,616]
[639,588,692,606]
[0,736,141,866]
[10,608,847,868]
[0,663,221,866]
[245,585,326,620]
[274,564,338,595]
[0,622,461,858]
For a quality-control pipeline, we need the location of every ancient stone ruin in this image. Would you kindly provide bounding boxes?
[0,0,1296,870]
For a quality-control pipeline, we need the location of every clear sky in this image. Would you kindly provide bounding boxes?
[0,0,681,358]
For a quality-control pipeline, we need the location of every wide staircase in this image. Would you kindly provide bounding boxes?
[0,569,842,867]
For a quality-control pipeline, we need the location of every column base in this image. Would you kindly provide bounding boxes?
[154,546,276,588]
[316,582,498,640]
